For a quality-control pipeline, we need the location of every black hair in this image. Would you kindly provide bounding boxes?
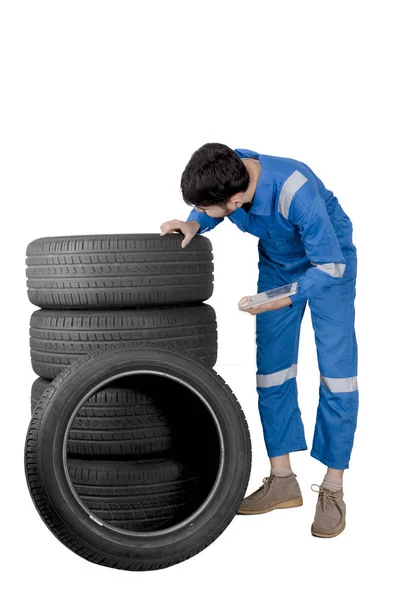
[180,142,250,207]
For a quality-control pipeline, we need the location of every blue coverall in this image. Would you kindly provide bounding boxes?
[186,148,358,470]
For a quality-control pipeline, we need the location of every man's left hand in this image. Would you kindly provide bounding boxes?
[238,295,293,315]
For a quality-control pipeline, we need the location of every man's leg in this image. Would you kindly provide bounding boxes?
[237,289,307,515]
[308,257,359,471]
[308,253,358,537]
[256,297,308,459]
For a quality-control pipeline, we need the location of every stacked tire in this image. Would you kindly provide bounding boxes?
[28,233,218,410]
[27,233,218,452]
[25,233,252,571]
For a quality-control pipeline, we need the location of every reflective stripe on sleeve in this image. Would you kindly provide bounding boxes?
[278,170,308,219]
[320,375,358,393]
[310,262,346,278]
[257,364,297,388]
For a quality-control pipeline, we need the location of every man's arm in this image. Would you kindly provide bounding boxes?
[281,172,347,306]
[186,207,224,234]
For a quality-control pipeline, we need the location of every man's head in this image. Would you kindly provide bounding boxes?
[181,143,251,218]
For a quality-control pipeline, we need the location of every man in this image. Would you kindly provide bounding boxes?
[160,142,358,538]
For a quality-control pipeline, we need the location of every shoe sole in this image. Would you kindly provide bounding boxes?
[311,523,346,538]
[237,496,303,515]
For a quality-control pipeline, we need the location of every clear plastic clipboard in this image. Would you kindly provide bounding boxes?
[240,282,298,309]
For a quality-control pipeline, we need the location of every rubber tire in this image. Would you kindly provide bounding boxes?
[68,457,204,532]
[31,377,176,457]
[25,346,252,571]
[25,233,214,309]
[30,304,218,380]
[31,377,49,413]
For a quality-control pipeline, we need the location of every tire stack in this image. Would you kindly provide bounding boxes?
[28,233,218,415]
[26,234,221,534]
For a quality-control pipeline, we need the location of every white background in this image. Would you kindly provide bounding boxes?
[1,1,399,598]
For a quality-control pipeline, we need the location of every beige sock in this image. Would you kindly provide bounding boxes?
[321,474,342,492]
[271,466,293,477]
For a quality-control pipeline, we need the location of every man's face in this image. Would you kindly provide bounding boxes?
[194,192,245,218]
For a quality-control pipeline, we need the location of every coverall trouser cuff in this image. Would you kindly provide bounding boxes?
[310,449,350,470]
[267,444,308,459]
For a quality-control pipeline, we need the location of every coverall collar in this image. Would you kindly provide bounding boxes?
[233,148,272,215]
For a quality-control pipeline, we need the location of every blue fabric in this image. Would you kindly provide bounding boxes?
[186,148,358,469]
[256,244,358,469]
[186,210,224,233]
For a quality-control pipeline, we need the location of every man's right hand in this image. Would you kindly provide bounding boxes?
[160,219,201,249]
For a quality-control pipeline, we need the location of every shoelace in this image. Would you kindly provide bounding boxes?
[261,474,277,491]
[311,484,337,511]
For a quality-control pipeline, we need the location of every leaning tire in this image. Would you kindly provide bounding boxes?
[32,378,176,456]
[26,233,214,309]
[29,304,218,380]
[25,346,252,571]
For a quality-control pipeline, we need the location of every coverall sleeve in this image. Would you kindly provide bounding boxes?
[186,207,224,234]
[286,181,347,307]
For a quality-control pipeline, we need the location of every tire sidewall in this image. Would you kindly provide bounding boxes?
[28,347,251,565]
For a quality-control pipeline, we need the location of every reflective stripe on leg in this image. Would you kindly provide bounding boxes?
[257,364,297,388]
[320,375,358,393]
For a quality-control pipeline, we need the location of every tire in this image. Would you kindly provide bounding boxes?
[30,304,218,380]
[68,457,205,532]
[26,234,214,309]
[32,378,176,456]
[31,377,49,413]
[25,346,252,571]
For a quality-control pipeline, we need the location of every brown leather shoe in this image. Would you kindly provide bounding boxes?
[237,472,303,515]
[311,484,346,538]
